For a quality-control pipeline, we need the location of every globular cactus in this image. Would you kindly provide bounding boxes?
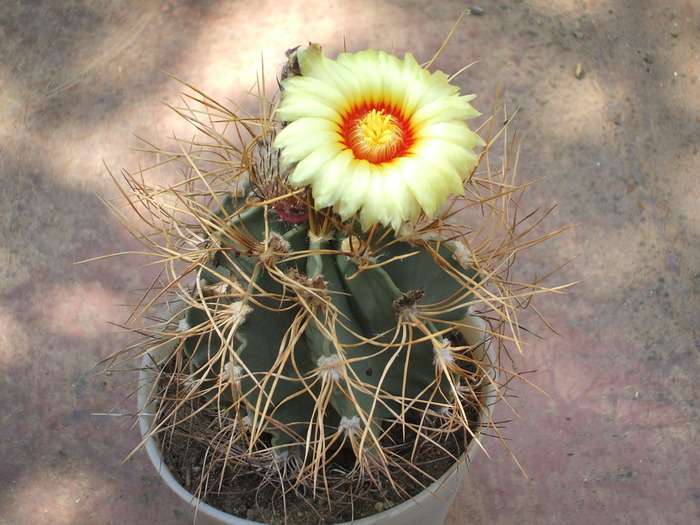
[103,42,561,517]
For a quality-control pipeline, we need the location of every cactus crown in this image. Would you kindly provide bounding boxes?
[101,45,566,521]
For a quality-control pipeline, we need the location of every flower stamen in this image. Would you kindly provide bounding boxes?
[346,109,406,164]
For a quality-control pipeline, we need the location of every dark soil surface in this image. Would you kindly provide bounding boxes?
[156,393,479,525]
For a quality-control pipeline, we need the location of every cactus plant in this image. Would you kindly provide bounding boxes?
[101,43,566,523]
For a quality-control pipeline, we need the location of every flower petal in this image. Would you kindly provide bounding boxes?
[309,149,355,208]
[288,143,345,187]
[336,160,371,218]
[276,119,340,165]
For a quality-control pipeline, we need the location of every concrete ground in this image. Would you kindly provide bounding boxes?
[1,1,698,524]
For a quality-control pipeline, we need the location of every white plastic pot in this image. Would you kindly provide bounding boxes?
[138,313,496,525]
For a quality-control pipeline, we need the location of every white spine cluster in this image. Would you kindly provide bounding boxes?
[452,241,474,269]
[177,318,191,332]
[229,301,253,324]
[316,353,343,381]
[397,221,433,243]
[223,361,244,383]
[205,281,229,296]
[308,229,335,244]
[271,449,290,465]
[338,415,361,437]
[340,236,376,265]
[434,337,455,366]
[260,232,291,264]
[230,174,249,197]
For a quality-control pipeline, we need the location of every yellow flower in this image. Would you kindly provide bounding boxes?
[274,44,485,230]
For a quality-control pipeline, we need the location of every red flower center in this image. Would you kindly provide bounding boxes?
[341,105,413,164]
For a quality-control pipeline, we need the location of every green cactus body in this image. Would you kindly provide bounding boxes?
[175,194,482,458]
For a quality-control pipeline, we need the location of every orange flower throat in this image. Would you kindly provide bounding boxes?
[343,107,411,164]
